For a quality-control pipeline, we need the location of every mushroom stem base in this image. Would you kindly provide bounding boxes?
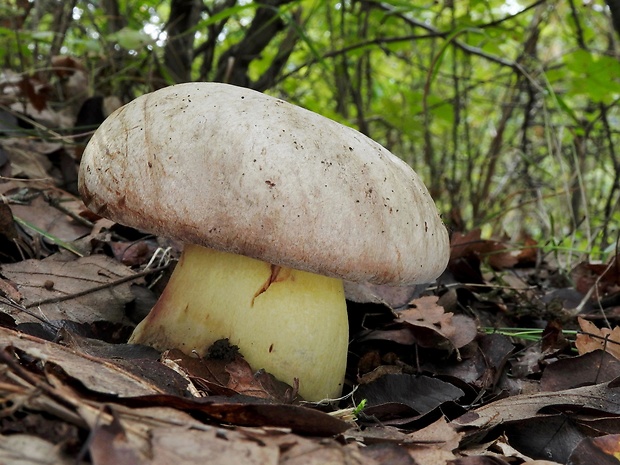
[129,244,349,401]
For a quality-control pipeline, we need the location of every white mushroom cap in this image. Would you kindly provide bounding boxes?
[79,82,449,285]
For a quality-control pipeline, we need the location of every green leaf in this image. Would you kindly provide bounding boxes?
[563,50,620,103]
[13,216,83,257]
[107,27,153,51]
[31,30,55,42]
[196,3,259,29]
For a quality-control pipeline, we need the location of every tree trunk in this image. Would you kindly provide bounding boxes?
[164,0,201,83]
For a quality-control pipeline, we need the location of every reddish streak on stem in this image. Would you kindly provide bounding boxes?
[251,264,283,306]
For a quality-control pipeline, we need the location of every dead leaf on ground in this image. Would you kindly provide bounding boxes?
[0,137,58,180]
[163,348,298,402]
[575,317,620,360]
[451,229,516,270]
[568,433,620,465]
[424,333,515,391]
[383,416,462,465]
[540,350,620,391]
[354,374,465,423]
[0,253,136,325]
[0,434,78,465]
[0,326,186,397]
[571,256,620,297]
[503,414,592,463]
[86,406,282,465]
[452,381,620,436]
[0,202,18,241]
[453,382,620,463]
[0,324,350,436]
[396,296,477,350]
[109,240,159,267]
[344,421,461,464]
[10,191,91,244]
[358,443,417,465]
[0,276,22,302]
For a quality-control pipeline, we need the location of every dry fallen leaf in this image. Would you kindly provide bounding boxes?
[0,325,349,436]
[0,326,185,397]
[452,381,620,435]
[224,355,278,396]
[0,253,136,325]
[162,348,298,402]
[354,374,465,421]
[450,229,519,270]
[575,317,620,360]
[0,137,57,180]
[540,350,620,391]
[396,296,477,349]
[571,256,620,297]
[10,192,91,244]
[0,276,21,302]
[567,433,620,465]
[0,434,77,465]
[85,406,282,465]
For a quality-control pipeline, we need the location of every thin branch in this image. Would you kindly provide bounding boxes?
[276,1,549,87]
[370,0,547,70]
[25,264,170,309]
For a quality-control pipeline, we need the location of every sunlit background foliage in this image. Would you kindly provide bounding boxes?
[2,0,619,264]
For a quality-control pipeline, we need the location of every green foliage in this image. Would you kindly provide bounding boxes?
[4,0,620,258]
[562,51,620,103]
[352,398,367,418]
[107,27,154,51]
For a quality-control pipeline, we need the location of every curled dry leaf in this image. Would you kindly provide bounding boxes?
[571,256,620,297]
[453,381,620,437]
[109,240,158,267]
[575,317,620,361]
[347,416,461,464]
[0,326,184,397]
[0,277,21,302]
[396,296,477,349]
[450,229,518,270]
[85,404,281,465]
[162,347,298,402]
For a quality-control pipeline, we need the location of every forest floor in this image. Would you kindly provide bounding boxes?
[2,81,620,465]
[2,143,620,465]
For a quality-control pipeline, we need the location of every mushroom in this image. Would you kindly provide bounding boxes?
[78,82,450,401]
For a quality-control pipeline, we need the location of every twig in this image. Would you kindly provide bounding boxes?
[570,254,619,318]
[25,264,170,308]
[45,194,95,229]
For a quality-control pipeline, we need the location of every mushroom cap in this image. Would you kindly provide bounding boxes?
[78,82,449,285]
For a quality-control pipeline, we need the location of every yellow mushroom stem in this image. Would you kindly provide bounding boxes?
[129,244,349,401]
